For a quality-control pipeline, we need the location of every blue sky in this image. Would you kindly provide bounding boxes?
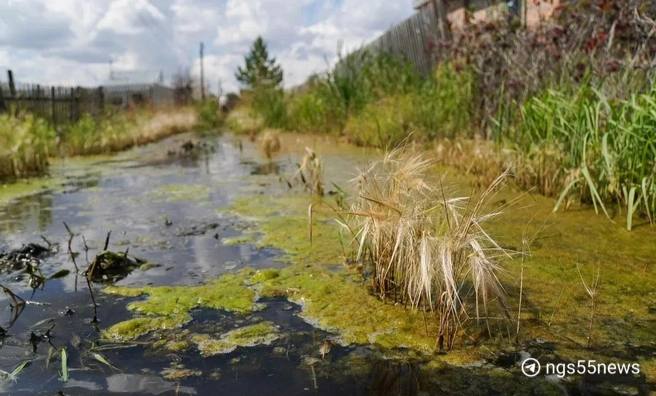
[0,0,414,92]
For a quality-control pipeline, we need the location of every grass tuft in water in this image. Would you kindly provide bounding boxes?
[345,147,511,350]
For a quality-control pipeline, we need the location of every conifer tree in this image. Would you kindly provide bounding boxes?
[235,37,283,88]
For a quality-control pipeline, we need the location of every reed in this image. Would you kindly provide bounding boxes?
[344,148,510,350]
[61,108,197,156]
[514,84,656,229]
[0,114,54,179]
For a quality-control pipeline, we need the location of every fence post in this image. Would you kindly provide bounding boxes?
[36,84,41,117]
[7,70,17,116]
[0,84,5,113]
[7,70,16,97]
[68,87,74,122]
[72,86,81,122]
[51,86,57,127]
[97,86,104,116]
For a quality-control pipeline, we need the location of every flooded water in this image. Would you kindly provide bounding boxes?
[0,133,653,395]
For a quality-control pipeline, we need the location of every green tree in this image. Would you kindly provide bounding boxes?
[235,36,283,88]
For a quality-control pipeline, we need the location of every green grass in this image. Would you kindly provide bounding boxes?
[196,100,224,132]
[506,83,656,229]
[0,114,55,179]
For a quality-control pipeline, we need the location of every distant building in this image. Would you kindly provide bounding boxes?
[413,0,561,29]
[103,70,174,108]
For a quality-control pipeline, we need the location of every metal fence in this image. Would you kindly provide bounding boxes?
[0,70,176,126]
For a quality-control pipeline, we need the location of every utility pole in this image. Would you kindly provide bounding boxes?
[199,42,205,100]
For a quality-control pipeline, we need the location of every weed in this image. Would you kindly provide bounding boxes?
[259,129,281,160]
[576,263,601,348]
[344,148,511,350]
[0,114,54,179]
[295,148,324,196]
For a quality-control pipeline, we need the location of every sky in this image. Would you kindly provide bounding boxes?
[0,0,415,93]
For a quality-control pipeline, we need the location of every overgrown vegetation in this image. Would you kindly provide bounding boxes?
[344,148,510,350]
[0,106,200,180]
[60,108,198,156]
[0,114,54,179]
[195,100,223,131]
[234,1,656,229]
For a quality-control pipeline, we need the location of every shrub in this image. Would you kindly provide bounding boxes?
[196,100,223,131]
[252,86,287,128]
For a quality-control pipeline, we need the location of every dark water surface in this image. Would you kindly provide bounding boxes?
[0,133,651,395]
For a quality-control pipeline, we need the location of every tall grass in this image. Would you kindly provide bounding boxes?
[0,107,199,181]
[0,114,55,179]
[344,148,510,349]
[61,108,197,156]
[283,52,424,136]
[343,63,475,147]
[508,83,656,230]
[252,86,287,128]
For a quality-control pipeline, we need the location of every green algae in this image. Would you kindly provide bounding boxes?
[224,188,656,370]
[190,322,280,356]
[225,194,344,265]
[103,316,186,342]
[149,183,211,202]
[225,193,467,358]
[251,269,280,283]
[99,136,656,381]
[0,177,61,206]
[102,272,257,341]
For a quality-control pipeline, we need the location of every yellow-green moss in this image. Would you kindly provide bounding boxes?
[102,272,257,341]
[103,167,656,364]
[251,269,280,283]
[191,322,280,356]
[103,316,187,342]
[164,340,191,352]
[225,194,454,356]
[226,194,343,265]
[0,177,61,205]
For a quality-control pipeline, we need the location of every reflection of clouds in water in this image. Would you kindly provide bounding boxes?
[64,379,103,392]
[106,374,196,395]
[2,134,298,293]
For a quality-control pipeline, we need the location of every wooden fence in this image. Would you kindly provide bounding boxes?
[364,2,444,76]
[0,70,177,127]
[0,70,105,127]
[355,0,523,76]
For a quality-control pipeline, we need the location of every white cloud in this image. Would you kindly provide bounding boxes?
[0,0,414,91]
[97,0,166,35]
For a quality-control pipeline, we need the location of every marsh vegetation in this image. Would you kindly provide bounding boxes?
[0,2,655,394]
[232,2,656,231]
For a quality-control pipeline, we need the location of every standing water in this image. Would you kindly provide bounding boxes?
[0,133,653,395]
